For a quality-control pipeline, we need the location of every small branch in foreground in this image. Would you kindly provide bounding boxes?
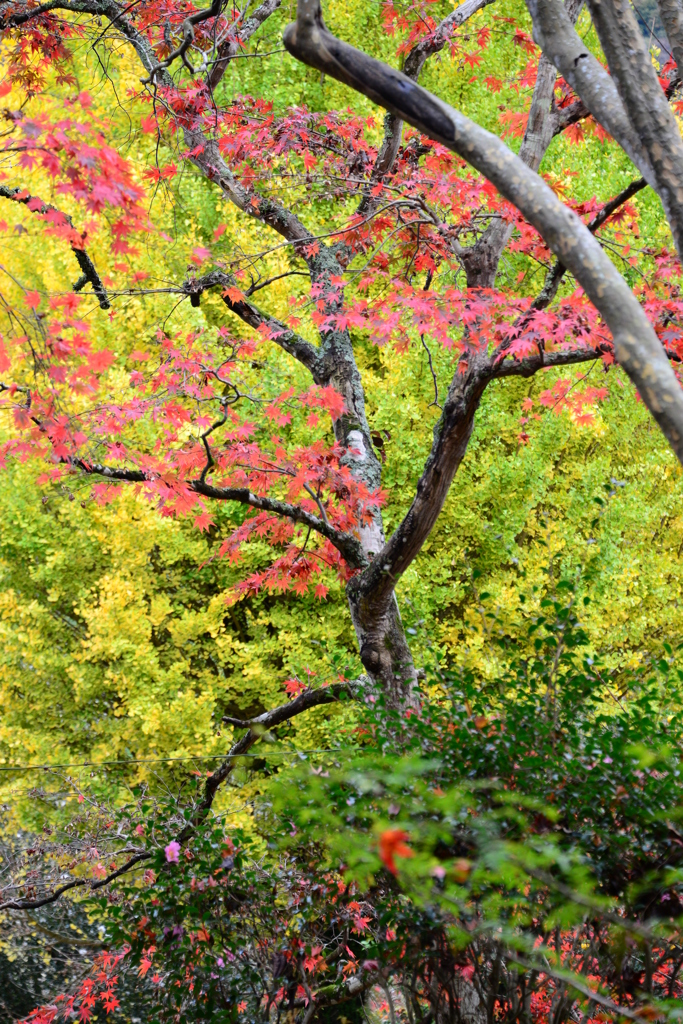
[0,683,359,911]
[221,679,359,728]
[183,680,360,840]
[0,852,152,911]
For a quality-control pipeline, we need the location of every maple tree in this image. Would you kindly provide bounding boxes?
[2,0,683,1018]
[4,0,683,712]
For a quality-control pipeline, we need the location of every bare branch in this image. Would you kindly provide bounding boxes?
[402,0,497,80]
[143,0,224,80]
[183,680,361,839]
[1,0,97,27]
[461,0,582,289]
[658,0,683,76]
[0,184,110,309]
[0,852,151,911]
[221,679,359,727]
[207,0,282,91]
[550,96,590,137]
[347,352,491,671]
[13,0,316,248]
[493,344,605,377]
[1,683,360,911]
[192,478,367,566]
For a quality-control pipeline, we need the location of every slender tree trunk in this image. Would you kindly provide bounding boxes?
[307,250,419,702]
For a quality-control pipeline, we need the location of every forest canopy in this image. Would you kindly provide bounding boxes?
[0,0,683,1020]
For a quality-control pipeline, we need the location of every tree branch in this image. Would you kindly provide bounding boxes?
[16,0,315,248]
[192,479,367,567]
[207,0,282,91]
[183,680,360,839]
[359,0,496,211]
[530,175,648,312]
[550,96,590,137]
[187,270,322,375]
[405,0,497,80]
[0,185,110,309]
[1,0,99,27]
[460,0,582,289]
[67,456,366,567]
[658,0,683,77]
[493,343,606,377]
[0,852,151,911]
[347,352,492,651]
[221,679,359,727]
[1,683,360,910]
[143,0,224,80]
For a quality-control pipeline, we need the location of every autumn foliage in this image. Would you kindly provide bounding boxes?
[1,0,683,1019]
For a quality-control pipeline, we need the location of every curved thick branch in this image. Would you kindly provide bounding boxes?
[0,185,110,309]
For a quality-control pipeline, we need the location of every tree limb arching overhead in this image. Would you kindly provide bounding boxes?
[283,0,683,463]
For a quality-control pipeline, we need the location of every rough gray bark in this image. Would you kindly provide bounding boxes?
[658,0,683,75]
[584,0,683,259]
[525,0,658,187]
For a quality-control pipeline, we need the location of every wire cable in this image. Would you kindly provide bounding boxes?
[0,749,339,772]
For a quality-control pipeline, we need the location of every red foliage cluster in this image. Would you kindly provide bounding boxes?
[23,951,125,1024]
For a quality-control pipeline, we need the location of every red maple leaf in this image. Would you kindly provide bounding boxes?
[378,829,414,875]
